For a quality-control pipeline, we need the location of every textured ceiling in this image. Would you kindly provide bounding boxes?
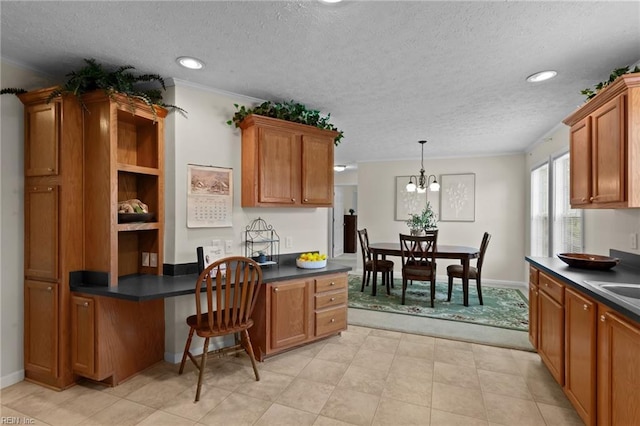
[2,1,639,167]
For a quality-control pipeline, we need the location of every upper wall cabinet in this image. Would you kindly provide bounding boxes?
[563,73,640,208]
[240,115,337,208]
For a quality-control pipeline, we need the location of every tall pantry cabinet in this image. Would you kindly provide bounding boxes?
[19,88,84,389]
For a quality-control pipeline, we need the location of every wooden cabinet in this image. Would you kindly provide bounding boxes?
[343,215,357,253]
[19,88,84,389]
[82,91,166,286]
[240,114,338,207]
[71,295,95,377]
[249,272,348,361]
[597,306,640,426]
[528,266,539,348]
[565,288,597,426]
[563,73,640,208]
[537,272,565,385]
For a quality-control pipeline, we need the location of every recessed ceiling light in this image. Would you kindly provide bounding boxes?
[526,70,557,83]
[176,56,204,70]
[319,0,343,3]
[334,165,347,172]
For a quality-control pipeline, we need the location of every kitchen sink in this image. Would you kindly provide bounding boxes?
[599,284,640,299]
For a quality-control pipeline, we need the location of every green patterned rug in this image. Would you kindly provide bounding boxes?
[348,274,529,331]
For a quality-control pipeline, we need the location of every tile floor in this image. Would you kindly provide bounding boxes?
[1,325,583,425]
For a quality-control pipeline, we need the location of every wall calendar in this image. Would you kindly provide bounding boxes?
[187,164,233,228]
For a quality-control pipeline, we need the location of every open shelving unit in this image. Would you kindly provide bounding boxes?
[244,217,280,267]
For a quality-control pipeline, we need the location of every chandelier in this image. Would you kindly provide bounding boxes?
[406,140,440,193]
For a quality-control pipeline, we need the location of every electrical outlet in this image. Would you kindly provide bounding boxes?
[225,240,233,253]
[149,253,158,267]
[285,236,293,248]
[141,252,150,267]
[631,233,638,250]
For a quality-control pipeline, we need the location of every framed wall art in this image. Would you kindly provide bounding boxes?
[440,173,475,222]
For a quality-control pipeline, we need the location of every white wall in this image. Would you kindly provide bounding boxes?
[357,154,527,283]
[1,61,53,387]
[526,125,640,257]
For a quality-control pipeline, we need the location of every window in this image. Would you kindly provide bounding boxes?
[530,152,583,257]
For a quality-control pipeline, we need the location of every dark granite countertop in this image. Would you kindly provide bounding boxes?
[70,259,351,302]
[525,250,640,323]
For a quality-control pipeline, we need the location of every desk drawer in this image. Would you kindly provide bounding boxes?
[529,266,539,286]
[315,290,347,310]
[539,271,564,304]
[315,274,347,293]
[315,307,347,336]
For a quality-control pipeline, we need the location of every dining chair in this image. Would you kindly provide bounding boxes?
[178,256,263,402]
[447,232,491,305]
[358,228,394,295]
[399,231,438,306]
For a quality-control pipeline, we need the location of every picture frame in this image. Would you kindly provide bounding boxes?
[196,244,226,277]
[440,173,475,222]
[395,176,427,221]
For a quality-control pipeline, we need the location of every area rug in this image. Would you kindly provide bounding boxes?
[348,274,529,331]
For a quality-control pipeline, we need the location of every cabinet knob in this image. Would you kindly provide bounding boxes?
[330,282,335,286]
[48,187,53,191]
[291,198,295,202]
[600,315,606,322]
[330,318,335,323]
[583,304,588,310]
[47,168,53,172]
[274,287,279,292]
[83,302,89,307]
[581,198,586,202]
[46,286,52,291]
[590,197,594,201]
[330,297,336,301]
[304,198,308,202]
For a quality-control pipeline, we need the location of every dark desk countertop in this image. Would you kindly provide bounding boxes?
[525,255,640,323]
[71,261,352,302]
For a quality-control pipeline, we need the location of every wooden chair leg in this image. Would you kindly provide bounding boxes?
[360,270,367,292]
[385,271,391,295]
[195,337,210,402]
[476,277,483,305]
[366,270,371,286]
[401,278,407,304]
[178,327,195,374]
[242,330,260,381]
[390,271,394,288]
[430,278,435,308]
[447,275,453,302]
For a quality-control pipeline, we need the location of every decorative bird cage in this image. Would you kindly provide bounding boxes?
[244,217,280,267]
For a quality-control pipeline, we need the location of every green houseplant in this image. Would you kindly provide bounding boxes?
[581,65,640,101]
[1,58,186,118]
[406,202,437,235]
[227,100,344,145]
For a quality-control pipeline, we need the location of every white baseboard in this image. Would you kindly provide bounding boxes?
[165,335,234,364]
[1,369,25,389]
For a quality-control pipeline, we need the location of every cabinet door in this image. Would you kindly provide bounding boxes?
[24,280,59,377]
[538,290,564,385]
[258,127,300,205]
[569,117,592,206]
[301,134,333,205]
[25,102,59,176]
[564,288,596,425]
[71,295,95,377]
[269,281,311,350]
[597,309,640,426]
[529,283,539,349]
[25,185,59,280]
[592,95,625,204]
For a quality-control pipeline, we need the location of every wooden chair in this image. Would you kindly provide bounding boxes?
[447,232,491,305]
[358,228,394,295]
[178,256,263,402]
[399,231,438,306]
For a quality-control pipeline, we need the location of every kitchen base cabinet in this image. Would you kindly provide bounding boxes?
[528,266,539,349]
[537,272,565,385]
[597,306,640,426]
[24,280,59,387]
[71,293,164,385]
[249,272,348,361]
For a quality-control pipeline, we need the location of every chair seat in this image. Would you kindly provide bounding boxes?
[186,312,254,338]
[365,259,394,271]
[447,264,478,279]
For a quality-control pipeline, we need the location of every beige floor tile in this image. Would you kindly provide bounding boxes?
[83,399,155,426]
[382,374,432,407]
[509,348,541,361]
[396,339,436,361]
[477,369,532,400]
[298,358,350,386]
[347,325,373,335]
[0,380,43,405]
[320,387,379,426]
[431,382,487,421]
[260,352,313,376]
[369,328,403,340]
[315,343,359,364]
[360,335,400,354]
[338,364,388,396]
[101,372,157,398]
[276,378,335,414]
[351,348,394,373]
[433,361,480,389]
[430,408,489,425]
[473,351,522,376]
[201,359,256,392]
[471,343,514,358]
[135,410,196,425]
[483,392,545,426]
[254,402,318,425]
[233,369,294,402]
[198,393,271,426]
[125,372,191,409]
[401,332,436,346]
[160,385,230,421]
[294,340,330,357]
[435,338,474,352]
[331,330,368,348]
[513,357,555,381]
[372,397,431,425]
[39,387,120,425]
[525,375,574,408]
[434,346,476,367]
[313,415,355,425]
[4,385,87,422]
[537,402,585,425]
[0,406,51,425]
[388,355,434,381]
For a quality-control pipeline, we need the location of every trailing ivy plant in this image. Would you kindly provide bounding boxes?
[581,65,640,101]
[226,100,344,145]
[1,58,186,119]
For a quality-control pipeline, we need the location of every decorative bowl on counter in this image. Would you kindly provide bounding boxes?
[118,212,155,223]
[557,253,620,270]
[296,258,327,269]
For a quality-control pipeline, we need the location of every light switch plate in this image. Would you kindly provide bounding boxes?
[285,236,293,249]
[149,253,158,267]
[225,240,233,253]
[631,233,638,250]
[141,252,150,267]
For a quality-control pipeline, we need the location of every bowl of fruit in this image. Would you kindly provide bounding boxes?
[296,252,328,269]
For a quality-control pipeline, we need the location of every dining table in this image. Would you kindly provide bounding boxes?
[368,242,480,306]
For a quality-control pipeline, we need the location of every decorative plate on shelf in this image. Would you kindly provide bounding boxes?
[118,212,155,223]
[557,253,619,270]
